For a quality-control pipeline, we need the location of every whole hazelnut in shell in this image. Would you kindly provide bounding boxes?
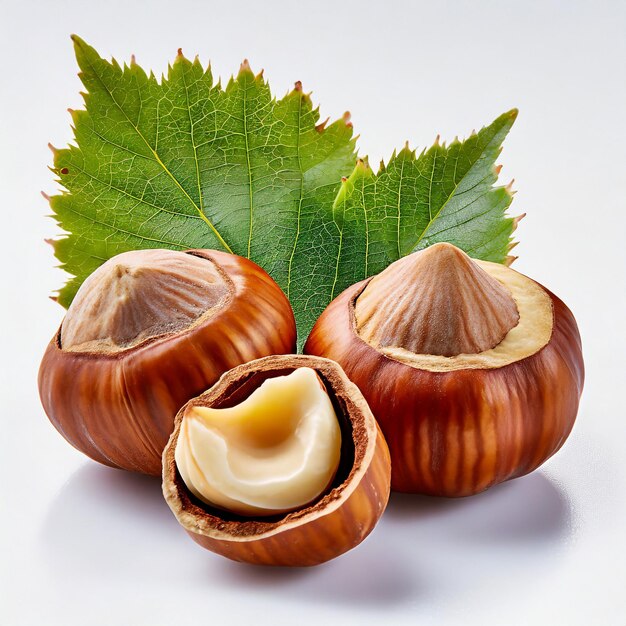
[38,249,296,475]
[305,243,584,496]
[162,354,391,566]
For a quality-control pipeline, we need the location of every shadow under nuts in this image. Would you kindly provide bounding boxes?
[38,248,297,475]
[305,242,584,496]
[162,354,391,566]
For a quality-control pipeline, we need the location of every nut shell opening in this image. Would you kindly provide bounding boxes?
[162,355,391,566]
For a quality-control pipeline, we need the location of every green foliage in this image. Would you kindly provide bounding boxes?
[330,110,520,297]
[48,36,520,347]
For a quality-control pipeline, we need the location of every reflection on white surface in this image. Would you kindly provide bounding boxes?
[386,471,572,544]
[215,471,572,606]
[39,463,572,610]
[40,464,196,586]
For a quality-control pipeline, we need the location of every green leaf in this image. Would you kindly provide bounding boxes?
[49,37,356,338]
[329,110,521,297]
[48,36,520,350]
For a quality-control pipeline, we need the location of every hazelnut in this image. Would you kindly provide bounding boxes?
[39,249,296,475]
[305,243,584,496]
[162,354,391,566]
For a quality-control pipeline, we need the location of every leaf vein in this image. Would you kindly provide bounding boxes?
[81,52,232,252]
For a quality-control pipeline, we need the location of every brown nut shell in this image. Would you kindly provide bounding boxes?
[305,276,584,497]
[162,354,391,566]
[38,250,296,476]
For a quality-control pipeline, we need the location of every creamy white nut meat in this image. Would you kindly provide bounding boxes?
[175,368,342,517]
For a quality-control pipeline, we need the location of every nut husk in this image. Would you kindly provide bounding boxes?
[39,249,297,476]
[305,244,584,496]
[162,354,391,566]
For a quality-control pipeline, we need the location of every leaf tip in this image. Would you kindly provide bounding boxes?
[70,34,96,66]
[70,33,84,47]
[48,142,59,155]
[239,58,252,74]
[512,213,526,231]
[294,80,303,92]
[41,191,51,201]
[342,111,352,127]
[505,255,518,266]
[315,117,329,133]
[177,47,184,58]
[68,108,81,125]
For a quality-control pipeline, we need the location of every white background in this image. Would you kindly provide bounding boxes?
[1,1,625,624]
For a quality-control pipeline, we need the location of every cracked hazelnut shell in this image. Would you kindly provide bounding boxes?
[162,354,391,566]
[38,249,296,476]
[305,243,584,496]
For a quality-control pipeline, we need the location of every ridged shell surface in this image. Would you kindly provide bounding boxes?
[39,250,297,475]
